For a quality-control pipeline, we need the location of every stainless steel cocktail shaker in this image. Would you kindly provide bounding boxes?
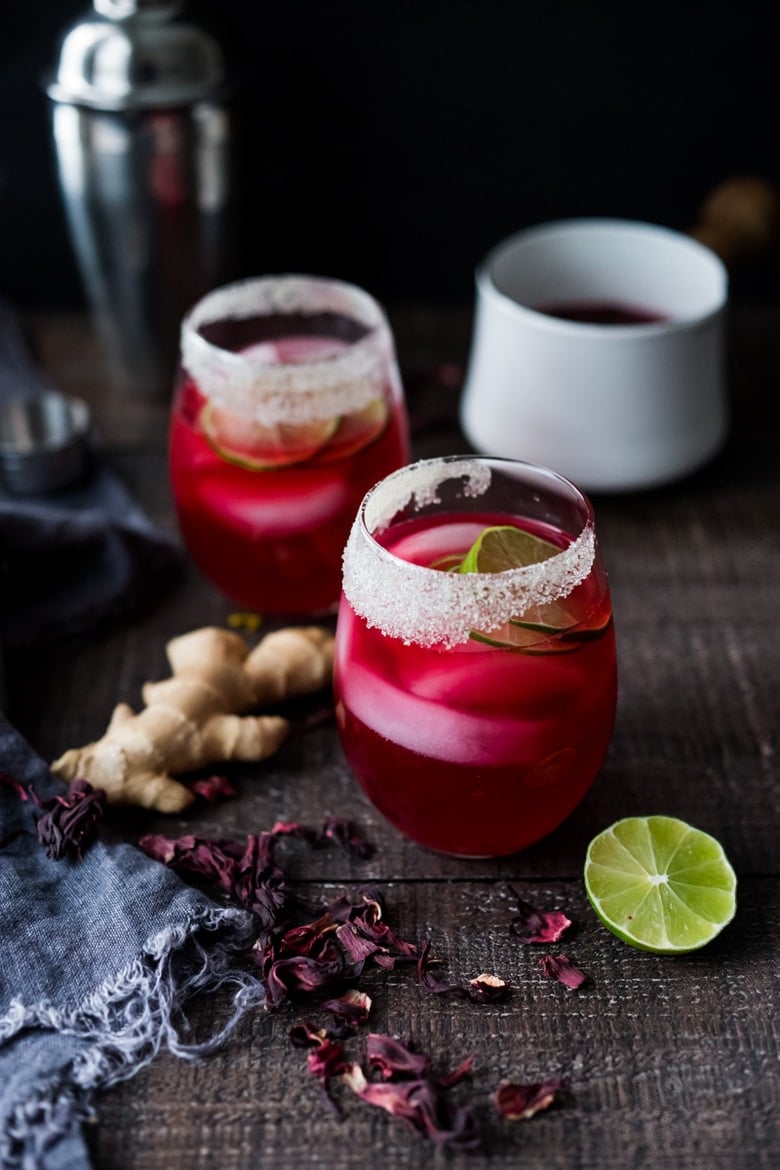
[48,0,238,395]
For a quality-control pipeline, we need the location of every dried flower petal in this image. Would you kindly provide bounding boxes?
[365,1034,430,1080]
[494,1077,568,1120]
[343,1055,479,1149]
[320,990,372,1028]
[270,820,320,846]
[35,779,107,861]
[288,1023,349,1117]
[138,832,289,929]
[468,973,511,1003]
[307,1037,350,1081]
[287,1024,349,1079]
[319,817,375,859]
[277,912,339,958]
[231,833,287,925]
[416,939,467,998]
[330,891,418,966]
[0,771,30,801]
[140,833,238,891]
[258,936,350,1007]
[539,954,587,990]
[434,1054,475,1090]
[189,774,237,802]
[0,772,32,849]
[508,887,572,944]
[271,818,374,859]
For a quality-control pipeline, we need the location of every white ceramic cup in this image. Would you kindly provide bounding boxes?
[460,218,729,492]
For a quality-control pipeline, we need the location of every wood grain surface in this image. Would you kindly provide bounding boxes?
[7,305,779,1170]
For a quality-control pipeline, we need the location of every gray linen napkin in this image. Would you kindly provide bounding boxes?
[0,305,265,1169]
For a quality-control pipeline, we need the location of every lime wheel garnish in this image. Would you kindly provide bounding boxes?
[201,401,338,470]
[436,525,609,653]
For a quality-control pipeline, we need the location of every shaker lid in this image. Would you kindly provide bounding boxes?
[47,0,227,110]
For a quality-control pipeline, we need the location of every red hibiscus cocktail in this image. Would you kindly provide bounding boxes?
[334,456,617,857]
[170,276,410,615]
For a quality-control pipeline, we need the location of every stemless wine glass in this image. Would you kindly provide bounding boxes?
[169,275,411,615]
[334,455,618,858]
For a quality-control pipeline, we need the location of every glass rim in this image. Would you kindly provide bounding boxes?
[342,454,597,648]
[179,274,395,425]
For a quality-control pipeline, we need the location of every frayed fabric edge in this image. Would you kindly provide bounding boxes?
[0,904,265,1170]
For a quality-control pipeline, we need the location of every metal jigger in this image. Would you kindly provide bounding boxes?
[47,0,238,396]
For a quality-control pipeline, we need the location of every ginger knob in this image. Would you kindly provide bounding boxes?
[51,625,335,812]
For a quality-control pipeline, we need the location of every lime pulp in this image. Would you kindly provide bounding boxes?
[584,816,737,954]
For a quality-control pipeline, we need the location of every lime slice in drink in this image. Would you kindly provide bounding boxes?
[458,524,559,575]
[201,401,338,470]
[456,525,607,651]
[317,398,389,462]
[584,816,737,953]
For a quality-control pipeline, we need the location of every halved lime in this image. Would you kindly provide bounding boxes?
[201,401,338,470]
[584,816,737,953]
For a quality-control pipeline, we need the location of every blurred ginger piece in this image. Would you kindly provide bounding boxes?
[691,176,780,267]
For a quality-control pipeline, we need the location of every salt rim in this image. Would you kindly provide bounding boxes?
[342,457,597,648]
[180,275,395,425]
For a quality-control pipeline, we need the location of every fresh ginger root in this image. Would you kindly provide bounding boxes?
[51,626,334,813]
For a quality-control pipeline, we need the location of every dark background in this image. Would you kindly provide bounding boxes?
[2,0,780,310]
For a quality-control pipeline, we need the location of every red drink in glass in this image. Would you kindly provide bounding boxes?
[169,277,410,615]
[334,457,617,857]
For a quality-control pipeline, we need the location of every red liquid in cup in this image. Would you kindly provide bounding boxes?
[334,511,617,857]
[169,334,410,614]
[534,300,667,325]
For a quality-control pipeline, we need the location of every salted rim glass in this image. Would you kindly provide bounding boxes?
[341,455,598,648]
[179,274,398,425]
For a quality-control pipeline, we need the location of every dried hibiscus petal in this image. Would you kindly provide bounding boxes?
[258,936,350,1007]
[365,1034,430,1080]
[270,820,320,846]
[277,911,339,958]
[468,973,511,1003]
[319,817,374,859]
[415,944,510,1004]
[363,1034,473,1091]
[188,774,237,802]
[231,833,287,926]
[254,890,421,1009]
[330,891,418,966]
[319,990,372,1028]
[0,771,30,801]
[139,831,289,929]
[288,1023,349,1117]
[508,886,572,945]
[0,772,32,849]
[416,939,467,999]
[494,1076,568,1120]
[35,779,107,861]
[270,818,374,859]
[539,953,587,990]
[288,1024,349,1079]
[343,1060,479,1150]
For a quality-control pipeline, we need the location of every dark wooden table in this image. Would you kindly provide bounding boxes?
[8,304,779,1169]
